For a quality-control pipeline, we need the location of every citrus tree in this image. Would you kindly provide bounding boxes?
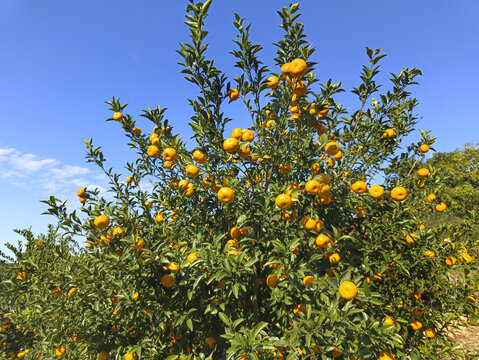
[1,1,478,359]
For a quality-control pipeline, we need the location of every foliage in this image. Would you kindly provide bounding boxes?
[1,1,478,359]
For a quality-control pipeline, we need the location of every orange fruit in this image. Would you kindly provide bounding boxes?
[113,112,123,121]
[338,281,357,300]
[417,168,430,177]
[351,181,367,194]
[242,129,254,142]
[288,58,307,78]
[166,262,180,274]
[149,133,159,144]
[279,164,292,175]
[126,176,132,183]
[223,137,240,153]
[275,194,292,210]
[163,147,177,161]
[325,141,340,156]
[445,257,456,266]
[193,150,207,164]
[305,180,321,194]
[205,336,216,348]
[460,253,473,264]
[302,275,315,286]
[237,144,251,158]
[383,317,395,326]
[79,196,86,204]
[230,227,241,239]
[185,164,199,178]
[332,347,342,358]
[410,320,423,331]
[76,188,85,197]
[425,328,436,338]
[325,157,335,167]
[147,145,160,158]
[385,128,396,137]
[281,62,291,74]
[293,80,307,96]
[417,224,425,230]
[98,351,110,360]
[67,287,77,297]
[94,215,109,229]
[160,274,175,287]
[333,150,343,161]
[293,303,306,317]
[217,187,235,204]
[420,144,429,153]
[315,234,332,248]
[229,88,239,101]
[132,127,141,135]
[231,128,243,139]
[390,186,407,201]
[368,185,384,199]
[266,76,279,89]
[329,253,340,264]
[187,252,199,264]
[406,233,417,244]
[427,194,436,202]
[226,239,239,249]
[163,160,173,169]
[55,346,66,357]
[124,352,138,360]
[435,202,447,212]
[424,250,435,258]
[379,351,395,360]
[266,274,278,288]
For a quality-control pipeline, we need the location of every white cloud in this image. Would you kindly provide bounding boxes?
[0,146,106,200]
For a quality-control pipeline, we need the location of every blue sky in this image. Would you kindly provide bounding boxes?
[1,0,478,256]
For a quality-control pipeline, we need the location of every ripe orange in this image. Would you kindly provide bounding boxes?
[185,164,199,178]
[417,224,425,230]
[113,112,123,121]
[368,185,384,199]
[98,351,110,360]
[379,351,395,360]
[425,328,436,338]
[288,58,307,78]
[67,288,77,297]
[293,303,306,317]
[126,176,132,183]
[124,352,138,360]
[217,187,235,204]
[205,336,216,348]
[275,194,292,210]
[435,202,447,212]
[147,145,160,158]
[417,168,430,177]
[424,250,435,258]
[160,274,175,287]
[55,346,66,357]
[383,317,395,326]
[351,181,367,194]
[305,180,321,194]
[315,234,332,248]
[385,128,396,137]
[76,188,85,197]
[229,88,239,101]
[226,239,239,249]
[187,252,199,264]
[410,320,423,331]
[163,147,177,161]
[293,81,307,96]
[329,253,340,264]
[325,141,340,156]
[460,253,473,264]
[420,144,429,153]
[193,150,207,164]
[79,196,86,204]
[445,257,456,266]
[279,164,292,175]
[237,144,251,158]
[406,233,417,244]
[302,275,315,286]
[427,193,436,202]
[390,186,407,201]
[223,137,240,153]
[242,129,254,142]
[266,76,279,89]
[338,281,357,300]
[281,62,291,74]
[93,215,109,229]
[231,128,243,139]
[230,227,241,239]
[163,160,173,169]
[266,274,278,288]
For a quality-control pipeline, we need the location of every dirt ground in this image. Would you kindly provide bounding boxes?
[454,323,479,358]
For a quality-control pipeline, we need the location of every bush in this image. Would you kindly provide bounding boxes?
[1,1,478,359]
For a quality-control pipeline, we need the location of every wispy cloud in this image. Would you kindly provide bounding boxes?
[0,146,106,202]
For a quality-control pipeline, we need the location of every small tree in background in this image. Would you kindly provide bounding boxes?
[1,1,478,359]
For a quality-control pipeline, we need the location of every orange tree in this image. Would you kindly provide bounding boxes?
[1,1,478,359]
